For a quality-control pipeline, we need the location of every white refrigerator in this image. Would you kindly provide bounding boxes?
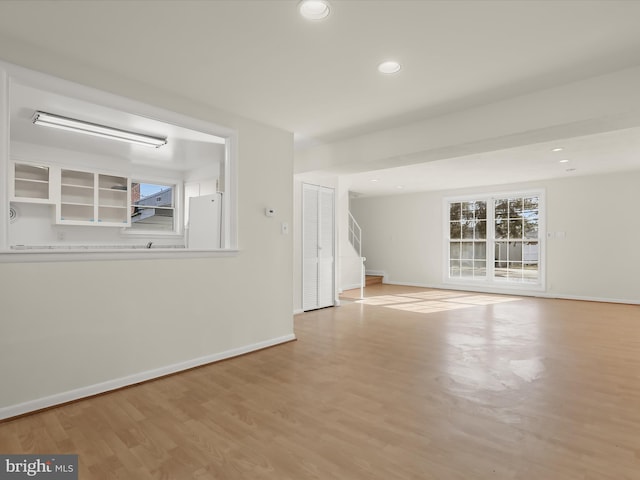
[187,193,222,249]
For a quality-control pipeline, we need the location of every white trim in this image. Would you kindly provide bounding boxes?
[0,248,239,263]
[224,132,238,250]
[340,283,362,291]
[385,279,544,296]
[537,293,640,305]
[365,269,386,275]
[382,280,640,305]
[0,333,296,421]
[443,276,546,293]
[301,182,336,311]
[293,309,304,315]
[0,69,8,250]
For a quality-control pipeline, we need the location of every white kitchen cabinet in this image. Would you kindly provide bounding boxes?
[10,162,53,203]
[57,169,130,226]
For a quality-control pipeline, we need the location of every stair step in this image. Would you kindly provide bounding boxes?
[365,275,383,286]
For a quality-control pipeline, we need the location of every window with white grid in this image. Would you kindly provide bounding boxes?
[446,192,543,288]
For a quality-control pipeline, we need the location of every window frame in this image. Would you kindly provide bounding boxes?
[447,200,488,280]
[443,189,546,292]
[125,179,182,237]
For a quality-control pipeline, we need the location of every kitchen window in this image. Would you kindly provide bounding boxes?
[129,182,177,233]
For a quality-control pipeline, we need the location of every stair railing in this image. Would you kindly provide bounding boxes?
[348,212,365,299]
[348,211,361,257]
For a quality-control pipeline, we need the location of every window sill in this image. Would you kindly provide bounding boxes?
[0,248,239,263]
[120,230,184,238]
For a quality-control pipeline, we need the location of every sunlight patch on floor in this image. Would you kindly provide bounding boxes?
[395,290,464,300]
[446,294,521,305]
[356,295,423,306]
[355,290,522,313]
[389,301,470,314]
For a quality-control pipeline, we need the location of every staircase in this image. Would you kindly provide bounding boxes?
[348,212,366,299]
[365,275,383,286]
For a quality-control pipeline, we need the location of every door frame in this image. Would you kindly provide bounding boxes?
[301,182,337,311]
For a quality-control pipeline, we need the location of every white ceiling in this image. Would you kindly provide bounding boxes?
[345,126,640,197]
[1,0,640,193]
[10,83,225,172]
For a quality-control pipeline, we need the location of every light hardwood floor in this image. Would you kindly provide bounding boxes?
[1,284,640,479]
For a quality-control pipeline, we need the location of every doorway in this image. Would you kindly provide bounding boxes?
[302,183,335,311]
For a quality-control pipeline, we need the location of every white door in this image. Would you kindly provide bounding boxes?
[303,183,335,311]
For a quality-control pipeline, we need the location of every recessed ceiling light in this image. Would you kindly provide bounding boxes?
[370,179,379,182]
[378,61,402,74]
[298,0,330,20]
[552,147,563,152]
[396,185,404,189]
[559,159,570,163]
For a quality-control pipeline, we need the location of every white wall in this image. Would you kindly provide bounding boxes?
[351,170,640,304]
[0,58,294,417]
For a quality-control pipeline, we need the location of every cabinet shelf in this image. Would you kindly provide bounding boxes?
[12,162,52,202]
[61,188,94,205]
[15,163,49,182]
[61,170,93,187]
[55,169,131,226]
[99,175,127,190]
[10,164,131,227]
[61,201,94,207]
[16,178,48,184]
[99,187,128,209]
[98,204,130,224]
[60,203,94,222]
[62,183,94,189]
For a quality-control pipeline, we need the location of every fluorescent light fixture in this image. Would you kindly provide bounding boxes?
[378,61,402,74]
[32,111,167,148]
[299,0,330,20]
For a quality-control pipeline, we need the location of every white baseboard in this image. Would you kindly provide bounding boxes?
[538,292,640,305]
[293,309,304,315]
[365,270,385,276]
[382,280,640,305]
[0,333,296,421]
[340,283,361,291]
